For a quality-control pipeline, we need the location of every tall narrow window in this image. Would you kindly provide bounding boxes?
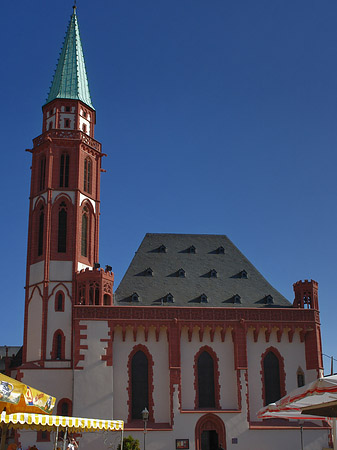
[89,282,99,305]
[55,292,64,312]
[59,153,69,187]
[38,206,44,256]
[297,368,305,388]
[81,208,88,257]
[58,202,67,253]
[55,333,62,360]
[197,351,215,408]
[39,156,46,191]
[263,351,281,405]
[84,158,92,194]
[131,351,148,419]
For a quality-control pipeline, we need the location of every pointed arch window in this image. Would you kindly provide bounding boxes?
[55,291,65,312]
[38,205,44,256]
[263,351,281,405]
[81,207,88,257]
[58,202,67,253]
[297,367,305,388]
[131,350,149,420]
[197,351,215,408]
[89,282,99,305]
[84,158,92,194]
[39,156,46,191]
[52,330,65,360]
[59,153,69,187]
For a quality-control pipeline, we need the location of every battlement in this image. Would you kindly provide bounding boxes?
[293,279,319,310]
[75,267,114,306]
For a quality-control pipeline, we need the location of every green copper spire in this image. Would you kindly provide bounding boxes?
[46,6,94,109]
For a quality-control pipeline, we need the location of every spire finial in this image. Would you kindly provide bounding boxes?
[73,1,77,13]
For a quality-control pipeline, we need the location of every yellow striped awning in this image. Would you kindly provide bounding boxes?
[0,411,123,432]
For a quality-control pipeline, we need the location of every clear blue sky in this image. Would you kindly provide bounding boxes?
[1,0,337,373]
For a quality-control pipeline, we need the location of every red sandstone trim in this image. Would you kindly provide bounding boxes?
[195,414,226,450]
[51,329,66,360]
[101,321,114,366]
[127,344,154,423]
[193,345,221,410]
[260,346,286,407]
[73,323,88,369]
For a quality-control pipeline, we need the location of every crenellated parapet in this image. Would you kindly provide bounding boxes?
[75,267,114,306]
[293,279,319,310]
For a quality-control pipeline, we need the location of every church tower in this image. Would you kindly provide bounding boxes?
[23,6,113,366]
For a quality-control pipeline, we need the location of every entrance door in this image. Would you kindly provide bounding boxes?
[201,430,219,450]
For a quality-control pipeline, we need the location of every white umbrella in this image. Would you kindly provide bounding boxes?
[258,375,337,450]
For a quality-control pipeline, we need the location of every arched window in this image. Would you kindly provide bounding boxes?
[84,158,92,194]
[89,282,99,305]
[263,351,281,405]
[58,202,67,253]
[52,330,65,360]
[81,207,88,257]
[57,398,72,416]
[55,291,64,312]
[103,294,111,305]
[131,350,149,419]
[78,284,85,305]
[59,153,69,187]
[197,351,215,408]
[297,367,305,388]
[39,156,46,191]
[38,205,44,256]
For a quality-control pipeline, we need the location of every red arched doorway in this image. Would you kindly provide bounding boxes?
[195,414,226,450]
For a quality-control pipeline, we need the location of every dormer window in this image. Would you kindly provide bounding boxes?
[210,269,217,278]
[178,268,185,278]
[265,295,274,305]
[158,245,167,253]
[165,293,174,303]
[131,293,139,302]
[217,246,225,254]
[239,270,248,279]
[233,294,241,304]
[188,245,196,254]
[145,268,153,277]
[200,294,208,303]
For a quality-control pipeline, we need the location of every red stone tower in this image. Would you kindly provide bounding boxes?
[23,6,113,366]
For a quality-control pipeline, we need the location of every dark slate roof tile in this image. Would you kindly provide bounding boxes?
[115,233,291,308]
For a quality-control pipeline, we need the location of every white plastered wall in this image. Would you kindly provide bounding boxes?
[247,328,317,419]
[59,113,75,129]
[46,282,72,360]
[113,326,170,423]
[180,328,237,410]
[49,261,73,281]
[79,108,91,134]
[73,320,114,420]
[29,261,45,285]
[26,287,43,361]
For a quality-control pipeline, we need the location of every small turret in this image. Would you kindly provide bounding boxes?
[293,279,319,310]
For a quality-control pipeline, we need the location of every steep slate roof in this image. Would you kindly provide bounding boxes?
[45,6,94,109]
[115,233,292,308]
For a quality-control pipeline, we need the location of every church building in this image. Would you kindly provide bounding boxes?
[14,6,330,450]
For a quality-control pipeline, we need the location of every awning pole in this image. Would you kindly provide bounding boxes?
[300,426,304,450]
[121,429,124,450]
[54,426,59,450]
[63,426,68,450]
[0,424,8,450]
